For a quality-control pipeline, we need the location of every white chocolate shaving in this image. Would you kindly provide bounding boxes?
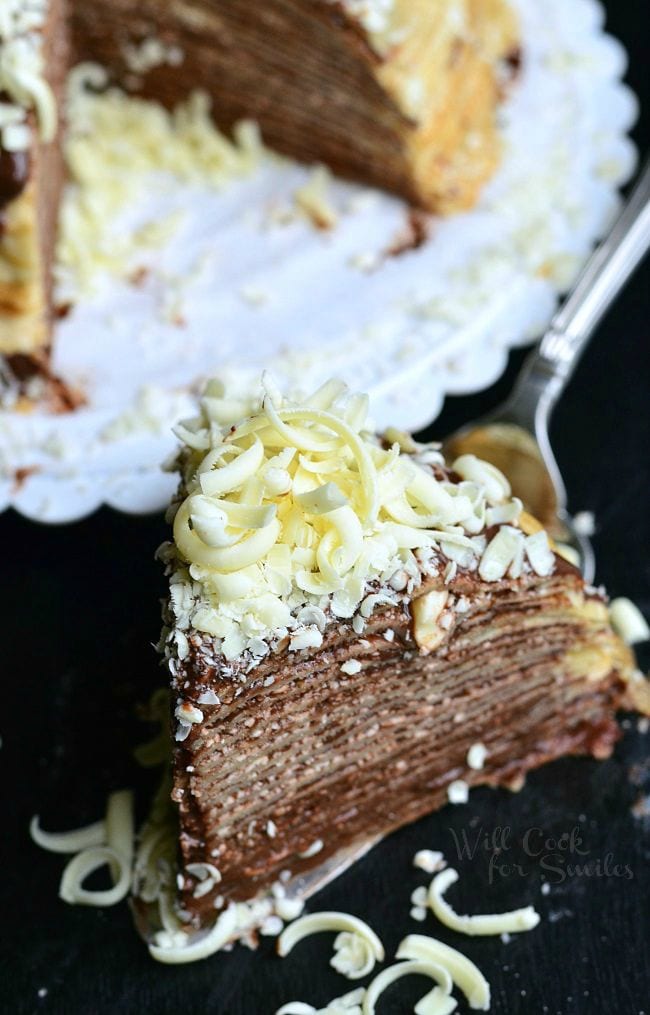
[277,912,384,980]
[413,850,446,874]
[524,531,555,577]
[165,376,547,670]
[396,935,490,1011]
[186,861,222,900]
[30,816,106,854]
[452,456,511,505]
[32,790,135,909]
[58,790,134,907]
[362,959,455,1015]
[149,903,238,963]
[59,846,132,907]
[478,526,526,581]
[298,839,324,859]
[428,868,540,936]
[609,598,650,646]
[296,482,349,514]
[332,931,379,979]
[412,590,449,653]
[58,76,265,296]
[340,659,362,675]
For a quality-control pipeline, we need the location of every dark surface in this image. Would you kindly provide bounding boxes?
[2,3,649,1013]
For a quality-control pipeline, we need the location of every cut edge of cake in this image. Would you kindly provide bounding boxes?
[0,0,68,364]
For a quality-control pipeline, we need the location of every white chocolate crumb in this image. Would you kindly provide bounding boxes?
[609,598,650,646]
[410,886,428,907]
[275,896,305,922]
[260,915,284,937]
[174,701,203,725]
[447,780,469,805]
[573,511,596,537]
[266,820,277,839]
[197,689,220,705]
[443,560,457,584]
[352,614,365,635]
[340,659,362,675]
[467,743,487,770]
[299,839,324,859]
[413,849,446,874]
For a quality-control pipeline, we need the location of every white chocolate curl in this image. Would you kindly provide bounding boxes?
[428,868,540,936]
[362,959,455,1015]
[396,935,490,1010]
[169,376,542,665]
[277,912,384,979]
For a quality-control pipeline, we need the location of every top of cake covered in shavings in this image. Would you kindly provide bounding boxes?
[159,374,557,690]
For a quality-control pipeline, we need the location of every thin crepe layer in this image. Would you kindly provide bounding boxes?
[170,564,634,929]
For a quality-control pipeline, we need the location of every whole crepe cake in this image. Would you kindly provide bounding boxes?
[0,0,518,372]
[146,375,648,957]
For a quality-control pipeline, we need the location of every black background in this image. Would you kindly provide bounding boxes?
[1,2,649,1012]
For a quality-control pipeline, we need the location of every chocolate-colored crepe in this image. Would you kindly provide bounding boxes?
[169,538,638,931]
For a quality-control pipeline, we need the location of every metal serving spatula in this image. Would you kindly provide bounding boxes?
[442,161,650,583]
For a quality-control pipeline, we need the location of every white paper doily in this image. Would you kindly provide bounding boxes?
[0,0,638,522]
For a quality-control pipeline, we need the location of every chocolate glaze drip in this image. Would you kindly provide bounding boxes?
[0,148,30,210]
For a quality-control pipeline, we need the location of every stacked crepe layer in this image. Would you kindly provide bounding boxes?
[72,0,518,213]
[0,0,517,360]
[171,538,635,930]
[0,0,68,360]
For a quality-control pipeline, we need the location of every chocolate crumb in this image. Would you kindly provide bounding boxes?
[12,465,41,492]
[386,209,430,258]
